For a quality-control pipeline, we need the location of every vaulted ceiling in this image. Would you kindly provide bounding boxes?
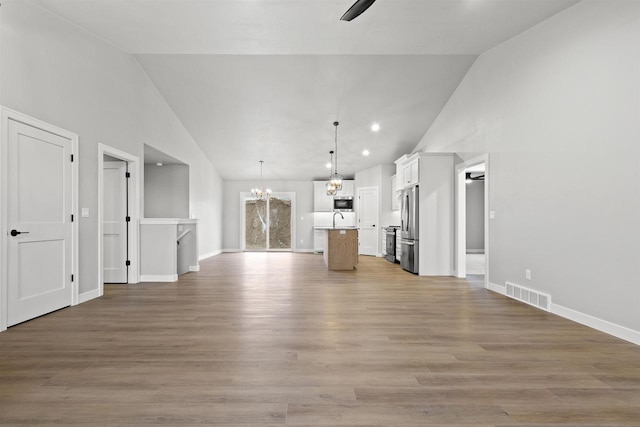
[33,0,580,180]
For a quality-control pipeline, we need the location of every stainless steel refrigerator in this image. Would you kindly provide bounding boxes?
[400,185,419,274]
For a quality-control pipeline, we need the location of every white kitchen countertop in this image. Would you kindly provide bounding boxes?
[313,226,357,230]
[140,218,199,225]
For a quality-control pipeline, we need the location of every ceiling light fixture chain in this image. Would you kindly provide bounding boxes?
[326,150,337,196]
[329,121,343,191]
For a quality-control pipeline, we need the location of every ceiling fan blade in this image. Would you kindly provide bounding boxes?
[340,0,377,21]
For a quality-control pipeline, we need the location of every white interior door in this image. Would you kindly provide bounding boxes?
[7,119,73,326]
[103,161,128,283]
[357,187,379,256]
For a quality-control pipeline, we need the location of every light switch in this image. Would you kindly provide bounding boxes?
[489,211,496,220]
[81,208,89,218]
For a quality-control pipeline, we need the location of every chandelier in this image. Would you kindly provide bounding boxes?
[251,160,271,201]
[326,150,337,195]
[329,121,343,190]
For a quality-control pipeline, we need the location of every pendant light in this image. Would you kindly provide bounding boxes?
[330,121,343,190]
[326,150,337,196]
[251,160,271,201]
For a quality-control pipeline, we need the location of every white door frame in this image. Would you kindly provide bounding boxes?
[240,192,296,252]
[0,107,79,332]
[455,154,489,286]
[97,143,140,297]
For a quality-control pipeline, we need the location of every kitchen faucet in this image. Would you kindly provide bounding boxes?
[333,212,344,228]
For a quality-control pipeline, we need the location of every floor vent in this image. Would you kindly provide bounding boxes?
[505,281,551,312]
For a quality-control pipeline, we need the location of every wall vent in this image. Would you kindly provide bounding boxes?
[505,281,551,312]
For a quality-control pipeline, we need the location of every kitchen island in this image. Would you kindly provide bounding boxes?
[323,228,358,270]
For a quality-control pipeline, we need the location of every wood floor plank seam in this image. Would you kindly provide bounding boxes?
[1,253,639,425]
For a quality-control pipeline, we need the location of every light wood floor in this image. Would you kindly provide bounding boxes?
[1,253,639,425]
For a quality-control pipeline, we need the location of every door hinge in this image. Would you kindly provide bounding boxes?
[125,260,131,266]
[125,216,131,222]
[71,214,74,222]
[71,274,74,282]
[125,172,130,178]
[70,154,74,162]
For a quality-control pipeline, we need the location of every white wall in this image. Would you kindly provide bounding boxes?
[415,1,640,335]
[0,1,224,295]
[144,164,190,218]
[223,181,314,251]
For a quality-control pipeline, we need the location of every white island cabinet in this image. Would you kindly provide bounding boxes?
[140,218,199,282]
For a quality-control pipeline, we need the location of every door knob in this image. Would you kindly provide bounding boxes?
[10,229,29,237]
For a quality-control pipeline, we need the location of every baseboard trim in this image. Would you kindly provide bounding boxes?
[486,281,505,293]
[222,249,242,253]
[295,249,315,253]
[550,303,640,346]
[78,288,101,304]
[199,250,221,260]
[486,281,640,346]
[140,274,178,283]
[189,265,200,272]
[466,249,485,254]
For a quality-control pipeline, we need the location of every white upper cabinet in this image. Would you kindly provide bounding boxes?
[395,154,420,190]
[313,181,333,211]
[340,180,355,197]
[391,174,399,211]
[313,180,354,212]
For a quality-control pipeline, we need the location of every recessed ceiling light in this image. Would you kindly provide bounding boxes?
[362,149,370,156]
[325,162,332,168]
[156,162,163,166]
[371,123,380,132]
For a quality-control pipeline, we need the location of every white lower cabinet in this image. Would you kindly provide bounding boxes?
[314,229,326,253]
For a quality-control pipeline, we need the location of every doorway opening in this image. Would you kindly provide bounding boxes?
[98,144,140,294]
[455,155,489,288]
[241,193,295,251]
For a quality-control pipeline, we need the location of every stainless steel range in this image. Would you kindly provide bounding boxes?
[383,226,400,263]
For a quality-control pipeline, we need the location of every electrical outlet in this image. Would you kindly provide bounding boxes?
[489,211,496,220]
[525,269,531,280]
